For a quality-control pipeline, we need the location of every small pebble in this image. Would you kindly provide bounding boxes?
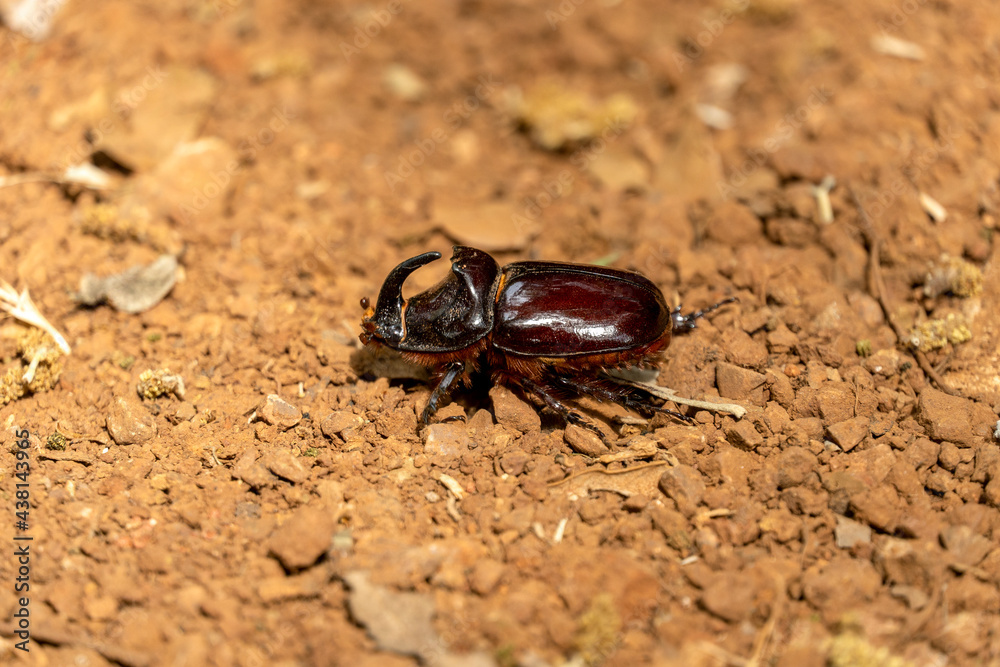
[106,396,157,445]
[564,424,609,457]
[490,386,541,434]
[258,394,302,429]
[269,506,337,571]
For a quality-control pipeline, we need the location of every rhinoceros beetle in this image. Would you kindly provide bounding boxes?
[360,246,734,433]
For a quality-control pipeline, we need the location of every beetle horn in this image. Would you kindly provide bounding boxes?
[371,251,442,342]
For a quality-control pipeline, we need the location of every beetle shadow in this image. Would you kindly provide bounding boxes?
[350,346,431,383]
[349,346,494,419]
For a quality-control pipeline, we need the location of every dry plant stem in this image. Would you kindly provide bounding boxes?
[0,280,71,354]
[0,164,113,191]
[849,188,960,397]
[611,377,748,419]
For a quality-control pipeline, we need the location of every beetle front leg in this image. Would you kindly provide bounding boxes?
[421,361,465,424]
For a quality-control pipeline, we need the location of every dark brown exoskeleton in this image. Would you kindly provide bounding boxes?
[360,246,734,434]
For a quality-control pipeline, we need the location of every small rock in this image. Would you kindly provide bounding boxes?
[815,383,854,423]
[848,443,897,486]
[822,470,867,496]
[985,477,1000,508]
[826,417,868,452]
[564,424,609,457]
[801,557,881,620]
[850,486,902,533]
[759,508,800,542]
[468,559,505,596]
[700,572,758,622]
[321,411,365,442]
[700,446,753,491]
[704,200,764,247]
[499,450,530,476]
[875,537,944,589]
[490,386,541,434]
[649,505,692,553]
[772,447,817,488]
[78,255,179,314]
[658,465,705,517]
[424,423,471,459]
[716,362,767,405]
[864,348,904,376]
[781,486,827,516]
[725,419,763,451]
[383,63,426,101]
[934,613,987,655]
[262,449,312,484]
[834,516,872,548]
[232,448,276,490]
[269,505,337,571]
[106,396,157,445]
[940,525,992,569]
[258,394,302,429]
[761,402,791,436]
[764,369,795,407]
[720,329,768,368]
[916,387,992,446]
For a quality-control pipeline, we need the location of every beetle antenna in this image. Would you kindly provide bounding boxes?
[671,296,738,333]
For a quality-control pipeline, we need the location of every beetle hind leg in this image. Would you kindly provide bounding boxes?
[514,376,607,440]
[550,374,693,423]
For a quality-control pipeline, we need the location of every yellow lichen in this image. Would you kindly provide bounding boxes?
[907,313,972,352]
[827,631,913,667]
[509,83,637,151]
[137,368,185,400]
[0,328,64,405]
[574,593,621,666]
[923,255,983,298]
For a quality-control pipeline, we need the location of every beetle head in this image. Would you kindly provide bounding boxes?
[360,251,442,348]
[360,246,500,353]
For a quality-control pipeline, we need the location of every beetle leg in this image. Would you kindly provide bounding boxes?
[670,296,738,333]
[515,377,606,439]
[421,361,465,424]
[550,375,694,423]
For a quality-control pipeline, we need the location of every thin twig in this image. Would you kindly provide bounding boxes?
[611,377,747,418]
[849,188,960,396]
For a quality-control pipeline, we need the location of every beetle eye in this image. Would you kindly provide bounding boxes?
[360,297,369,309]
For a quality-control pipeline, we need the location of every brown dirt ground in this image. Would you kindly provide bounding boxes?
[2,0,1000,665]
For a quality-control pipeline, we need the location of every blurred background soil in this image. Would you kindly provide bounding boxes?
[1,0,1000,665]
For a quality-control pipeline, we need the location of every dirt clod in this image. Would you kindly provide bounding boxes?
[490,385,541,434]
[257,394,302,429]
[826,417,869,452]
[916,388,992,446]
[106,396,157,445]
[269,505,336,571]
[564,424,610,457]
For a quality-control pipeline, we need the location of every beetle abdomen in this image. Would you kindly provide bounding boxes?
[492,262,671,358]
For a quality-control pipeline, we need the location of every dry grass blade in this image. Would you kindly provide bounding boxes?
[0,280,71,354]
